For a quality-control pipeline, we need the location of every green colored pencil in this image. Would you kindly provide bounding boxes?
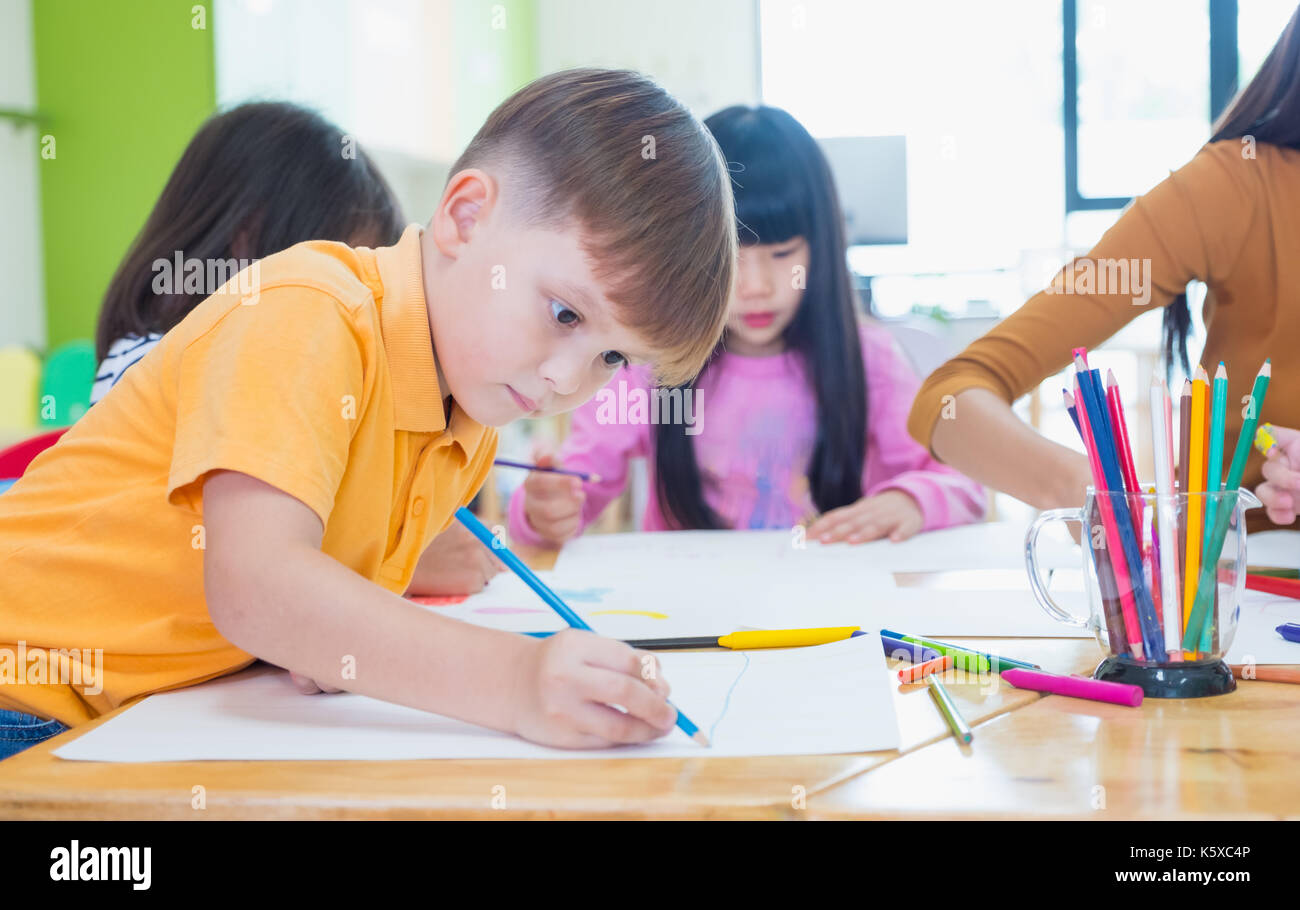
[927,675,972,744]
[1183,359,1271,652]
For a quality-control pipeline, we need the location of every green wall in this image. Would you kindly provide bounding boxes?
[34,0,215,348]
[454,0,538,150]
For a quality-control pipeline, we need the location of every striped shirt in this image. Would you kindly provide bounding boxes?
[90,333,162,404]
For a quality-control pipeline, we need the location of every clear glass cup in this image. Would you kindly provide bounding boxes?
[1025,487,1261,697]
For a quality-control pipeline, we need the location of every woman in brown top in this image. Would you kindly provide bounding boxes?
[909,7,1300,531]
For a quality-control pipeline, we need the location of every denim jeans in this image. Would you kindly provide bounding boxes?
[0,708,68,761]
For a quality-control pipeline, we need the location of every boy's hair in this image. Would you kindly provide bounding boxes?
[450,68,736,387]
[97,102,405,362]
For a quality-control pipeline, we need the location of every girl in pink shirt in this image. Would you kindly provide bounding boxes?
[510,105,985,546]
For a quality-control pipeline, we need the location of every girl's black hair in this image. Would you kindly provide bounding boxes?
[653,105,868,529]
[97,101,405,361]
[1164,5,1300,378]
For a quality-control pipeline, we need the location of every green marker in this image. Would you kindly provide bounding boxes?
[880,629,992,673]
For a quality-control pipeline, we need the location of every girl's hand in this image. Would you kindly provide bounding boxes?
[509,629,678,749]
[1257,425,1300,525]
[522,452,585,545]
[805,490,925,544]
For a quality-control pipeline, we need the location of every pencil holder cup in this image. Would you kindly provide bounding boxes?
[1025,487,1261,698]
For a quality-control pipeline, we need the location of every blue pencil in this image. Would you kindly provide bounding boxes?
[454,507,709,746]
[1078,366,1165,659]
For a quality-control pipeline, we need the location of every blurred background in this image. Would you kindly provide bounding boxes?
[1,0,1295,524]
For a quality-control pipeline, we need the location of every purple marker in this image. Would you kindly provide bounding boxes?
[865,631,942,663]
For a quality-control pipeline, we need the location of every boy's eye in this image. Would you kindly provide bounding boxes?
[601,351,627,368]
[550,300,580,325]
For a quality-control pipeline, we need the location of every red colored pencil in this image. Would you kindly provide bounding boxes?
[1074,369,1144,658]
[1245,574,1300,600]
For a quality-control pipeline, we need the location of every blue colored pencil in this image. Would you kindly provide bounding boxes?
[1077,365,1165,659]
[454,507,709,746]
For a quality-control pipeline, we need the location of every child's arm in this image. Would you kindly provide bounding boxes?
[202,469,677,748]
[404,521,505,596]
[507,369,650,546]
[809,326,989,544]
[1257,424,1300,525]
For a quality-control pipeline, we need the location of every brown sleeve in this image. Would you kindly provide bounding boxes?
[907,140,1262,453]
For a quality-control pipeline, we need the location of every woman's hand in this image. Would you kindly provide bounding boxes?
[805,490,925,544]
[1257,424,1300,525]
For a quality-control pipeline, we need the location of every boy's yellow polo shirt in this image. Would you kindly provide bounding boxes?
[0,224,497,726]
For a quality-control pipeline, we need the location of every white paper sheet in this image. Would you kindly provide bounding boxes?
[434,562,897,638]
[54,635,900,762]
[1245,530,1300,569]
[552,523,1081,576]
[1224,587,1300,664]
[430,571,1093,640]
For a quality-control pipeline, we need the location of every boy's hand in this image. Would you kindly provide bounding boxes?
[805,490,925,544]
[406,521,505,596]
[1257,424,1300,525]
[522,452,585,544]
[510,629,678,749]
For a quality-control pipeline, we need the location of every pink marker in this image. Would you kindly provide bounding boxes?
[1002,668,1143,707]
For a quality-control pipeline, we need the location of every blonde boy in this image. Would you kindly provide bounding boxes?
[0,69,735,752]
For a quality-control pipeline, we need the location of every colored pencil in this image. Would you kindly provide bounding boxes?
[1229,664,1300,684]
[1076,360,1163,658]
[493,458,601,483]
[1069,390,1127,654]
[1150,377,1182,660]
[1072,372,1143,657]
[1198,362,1228,652]
[1063,388,1081,435]
[1147,485,1164,637]
[926,675,972,744]
[1183,366,1209,653]
[526,627,863,649]
[1183,360,1272,652]
[1105,369,1143,527]
[1244,574,1300,599]
[455,507,709,746]
[1177,379,1192,592]
[1248,566,1300,579]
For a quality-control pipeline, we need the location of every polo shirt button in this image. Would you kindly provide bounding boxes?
[411,498,425,517]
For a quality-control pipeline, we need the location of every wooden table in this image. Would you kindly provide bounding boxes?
[2,560,1296,820]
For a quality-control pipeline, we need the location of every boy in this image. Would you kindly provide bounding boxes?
[0,69,736,755]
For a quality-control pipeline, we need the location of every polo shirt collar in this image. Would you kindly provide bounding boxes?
[374,225,489,460]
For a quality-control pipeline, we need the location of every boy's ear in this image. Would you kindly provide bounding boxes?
[430,168,498,258]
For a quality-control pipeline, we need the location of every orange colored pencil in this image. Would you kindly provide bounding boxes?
[1183,366,1209,652]
[1230,665,1300,684]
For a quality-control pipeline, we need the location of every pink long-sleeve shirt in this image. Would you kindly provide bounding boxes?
[508,321,985,544]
